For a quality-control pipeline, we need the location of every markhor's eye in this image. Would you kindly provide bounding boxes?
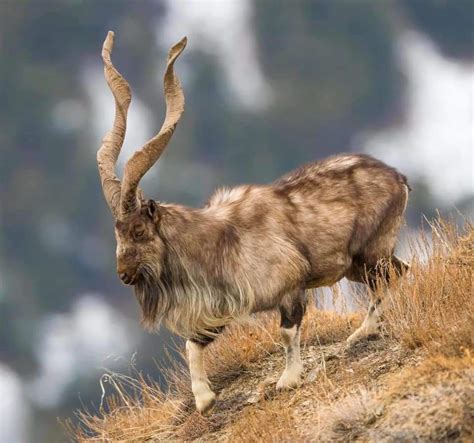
[135,230,145,238]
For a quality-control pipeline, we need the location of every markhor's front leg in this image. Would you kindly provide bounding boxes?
[186,340,216,414]
[277,289,307,390]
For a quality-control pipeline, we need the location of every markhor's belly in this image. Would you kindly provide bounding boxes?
[304,272,346,289]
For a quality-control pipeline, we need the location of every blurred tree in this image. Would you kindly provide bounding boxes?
[251,0,403,173]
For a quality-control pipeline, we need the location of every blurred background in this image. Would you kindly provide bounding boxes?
[0,1,472,441]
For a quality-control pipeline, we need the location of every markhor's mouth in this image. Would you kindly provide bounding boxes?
[120,272,138,285]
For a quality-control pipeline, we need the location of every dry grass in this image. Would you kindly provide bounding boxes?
[379,352,474,437]
[383,219,473,354]
[67,307,360,441]
[206,306,358,381]
[67,220,473,442]
[310,352,474,442]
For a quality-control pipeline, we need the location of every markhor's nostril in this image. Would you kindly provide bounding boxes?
[120,273,127,280]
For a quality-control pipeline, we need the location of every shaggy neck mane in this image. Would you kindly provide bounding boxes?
[133,203,254,338]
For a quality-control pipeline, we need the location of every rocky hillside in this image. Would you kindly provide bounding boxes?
[69,221,473,441]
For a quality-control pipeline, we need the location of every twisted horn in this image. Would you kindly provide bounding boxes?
[120,37,187,216]
[97,31,132,219]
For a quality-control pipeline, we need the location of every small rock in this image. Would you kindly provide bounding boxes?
[307,367,321,382]
[247,393,260,404]
[323,352,340,361]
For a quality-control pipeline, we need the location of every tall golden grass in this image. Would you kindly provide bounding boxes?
[383,219,473,354]
[67,219,473,441]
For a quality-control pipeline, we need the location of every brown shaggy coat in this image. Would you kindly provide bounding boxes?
[129,153,409,337]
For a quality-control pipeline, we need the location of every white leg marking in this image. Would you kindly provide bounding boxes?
[277,325,303,390]
[186,340,216,413]
[347,300,383,345]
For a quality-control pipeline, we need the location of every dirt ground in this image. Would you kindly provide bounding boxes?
[171,333,472,442]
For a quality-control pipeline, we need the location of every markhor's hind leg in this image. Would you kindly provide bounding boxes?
[391,255,410,274]
[347,185,410,346]
[276,289,307,390]
[346,295,382,346]
[346,255,409,346]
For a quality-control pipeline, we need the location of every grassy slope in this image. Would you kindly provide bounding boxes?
[69,221,473,442]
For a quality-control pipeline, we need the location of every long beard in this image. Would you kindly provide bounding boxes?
[133,261,254,337]
[133,264,169,331]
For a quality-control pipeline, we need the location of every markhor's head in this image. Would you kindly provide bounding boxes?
[114,200,164,285]
[96,31,186,287]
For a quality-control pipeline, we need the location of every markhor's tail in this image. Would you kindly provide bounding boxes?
[399,173,411,192]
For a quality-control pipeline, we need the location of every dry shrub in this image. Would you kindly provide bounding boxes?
[65,372,187,441]
[301,304,360,346]
[374,352,474,441]
[67,304,357,441]
[383,219,473,354]
[312,388,383,442]
[205,306,358,383]
[383,351,474,397]
[310,352,473,442]
[205,312,281,384]
[228,399,301,442]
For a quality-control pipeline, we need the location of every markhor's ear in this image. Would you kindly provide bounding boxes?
[146,200,161,222]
